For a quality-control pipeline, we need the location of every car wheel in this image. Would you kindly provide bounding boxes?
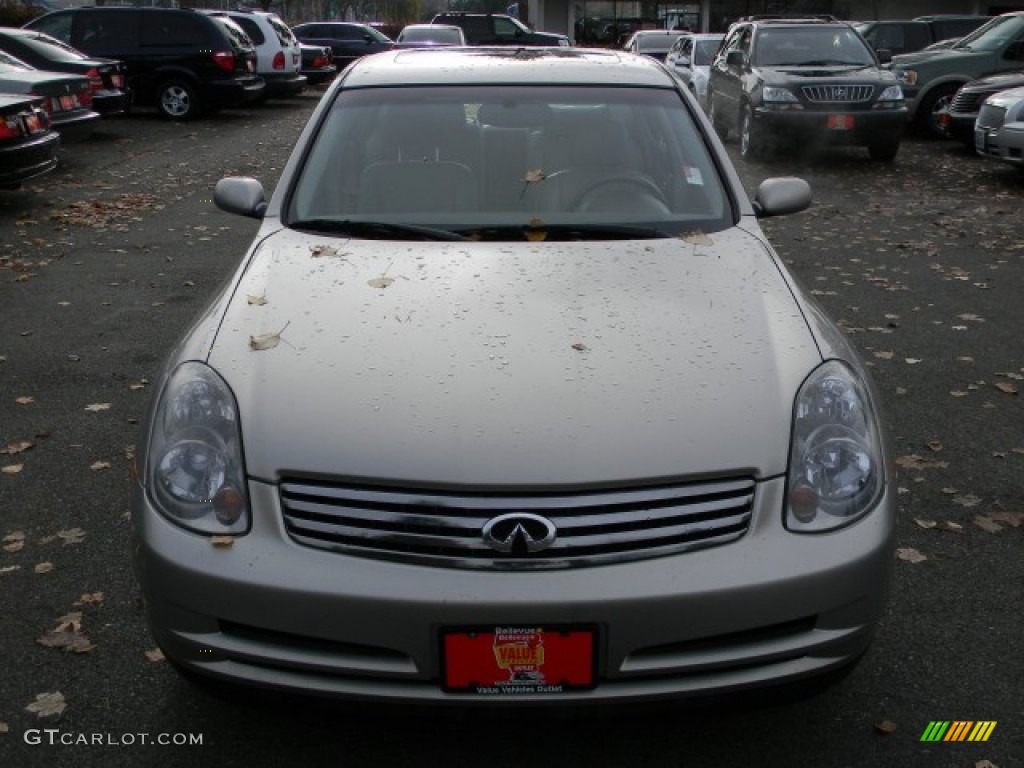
[708,91,728,139]
[157,80,200,121]
[739,104,764,159]
[918,83,958,139]
[867,139,900,162]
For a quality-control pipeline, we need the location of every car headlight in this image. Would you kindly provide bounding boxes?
[877,85,903,102]
[762,86,798,103]
[147,362,249,535]
[786,361,885,533]
[894,69,917,86]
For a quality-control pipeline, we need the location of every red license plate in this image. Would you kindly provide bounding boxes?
[442,625,596,694]
[828,114,854,130]
[59,95,76,111]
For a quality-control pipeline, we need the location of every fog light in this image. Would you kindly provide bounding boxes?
[213,486,245,525]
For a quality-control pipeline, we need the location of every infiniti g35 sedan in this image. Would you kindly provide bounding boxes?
[132,47,895,705]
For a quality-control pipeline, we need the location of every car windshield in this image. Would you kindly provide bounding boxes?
[755,27,876,67]
[286,84,731,239]
[399,26,463,44]
[953,14,1024,51]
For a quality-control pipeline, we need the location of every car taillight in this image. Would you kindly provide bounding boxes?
[78,90,93,106]
[0,116,22,139]
[273,51,285,70]
[85,67,103,92]
[212,51,236,73]
[312,54,327,68]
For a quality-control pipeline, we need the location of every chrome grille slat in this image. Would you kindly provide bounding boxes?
[800,84,873,103]
[280,477,756,570]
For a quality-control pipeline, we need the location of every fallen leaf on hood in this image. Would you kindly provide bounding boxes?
[246,293,268,306]
[680,230,714,246]
[249,321,290,351]
[896,547,927,564]
[368,277,395,289]
[310,244,339,258]
[210,536,235,548]
[1,440,33,455]
[25,692,66,718]
[1,464,24,476]
[973,516,1004,533]
[571,342,589,352]
[56,528,86,546]
[84,403,111,412]
[523,169,547,184]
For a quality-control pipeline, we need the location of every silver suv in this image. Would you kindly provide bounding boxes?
[208,9,304,98]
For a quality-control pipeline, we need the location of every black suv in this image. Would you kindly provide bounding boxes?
[24,7,265,120]
[707,19,907,160]
[430,13,569,47]
[291,22,394,70]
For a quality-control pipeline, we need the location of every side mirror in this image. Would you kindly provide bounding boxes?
[674,55,691,68]
[875,48,892,64]
[215,177,267,219]
[753,177,812,218]
[726,49,744,68]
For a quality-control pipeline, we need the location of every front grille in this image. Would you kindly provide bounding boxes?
[280,477,755,570]
[976,103,1007,131]
[949,89,993,114]
[800,84,873,103]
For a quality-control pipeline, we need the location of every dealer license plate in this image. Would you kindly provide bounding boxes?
[828,114,854,130]
[442,625,596,695]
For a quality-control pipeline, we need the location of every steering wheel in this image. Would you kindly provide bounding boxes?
[568,173,671,214]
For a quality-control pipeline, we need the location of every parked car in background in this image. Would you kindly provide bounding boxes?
[940,70,1024,145]
[888,11,1024,136]
[291,21,393,70]
[0,92,59,189]
[430,12,569,47]
[133,46,894,708]
[0,50,99,140]
[0,27,129,116]
[205,9,304,99]
[299,43,335,86]
[621,29,687,62]
[394,23,465,48]
[665,32,725,110]
[24,7,265,120]
[975,84,1024,169]
[853,16,990,57]
[708,19,906,160]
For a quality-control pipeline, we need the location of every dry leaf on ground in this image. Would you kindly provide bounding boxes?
[896,548,927,564]
[84,402,111,412]
[1,464,24,475]
[25,692,66,718]
[874,720,897,734]
[144,648,165,663]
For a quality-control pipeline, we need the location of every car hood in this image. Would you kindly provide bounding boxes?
[890,48,988,69]
[963,69,1024,91]
[760,64,890,83]
[207,228,822,486]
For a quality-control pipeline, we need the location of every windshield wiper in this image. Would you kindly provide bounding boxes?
[462,223,673,241]
[289,219,470,241]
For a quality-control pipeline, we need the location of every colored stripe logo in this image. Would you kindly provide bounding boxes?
[920,721,997,742]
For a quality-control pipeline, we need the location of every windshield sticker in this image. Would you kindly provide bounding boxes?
[683,165,704,185]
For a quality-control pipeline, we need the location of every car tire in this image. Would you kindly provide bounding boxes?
[157,80,201,121]
[868,139,900,162]
[739,104,764,159]
[918,83,958,139]
[708,91,728,139]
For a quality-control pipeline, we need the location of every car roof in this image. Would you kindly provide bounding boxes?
[340,48,675,88]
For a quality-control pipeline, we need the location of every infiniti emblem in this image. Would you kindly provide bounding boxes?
[482,513,557,554]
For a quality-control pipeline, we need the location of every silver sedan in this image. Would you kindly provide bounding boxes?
[132,47,895,705]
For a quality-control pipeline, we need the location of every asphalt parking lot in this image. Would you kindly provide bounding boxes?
[1,94,1022,768]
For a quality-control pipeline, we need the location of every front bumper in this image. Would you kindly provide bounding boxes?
[135,475,894,704]
[975,124,1024,167]
[754,106,907,147]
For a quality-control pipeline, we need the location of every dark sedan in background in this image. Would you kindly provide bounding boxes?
[298,43,336,86]
[940,69,1024,146]
[291,21,393,69]
[0,92,59,188]
[0,50,99,141]
[0,27,130,116]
